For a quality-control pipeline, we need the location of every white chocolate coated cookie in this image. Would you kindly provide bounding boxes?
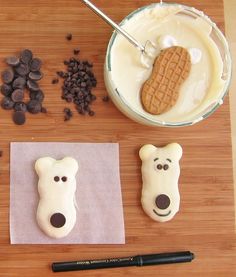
[139,143,182,222]
[35,157,79,238]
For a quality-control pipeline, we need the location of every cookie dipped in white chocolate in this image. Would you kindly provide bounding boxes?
[35,157,79,238]
[139,143,182,222]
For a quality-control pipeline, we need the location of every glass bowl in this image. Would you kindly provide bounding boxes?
[104,3,232,127]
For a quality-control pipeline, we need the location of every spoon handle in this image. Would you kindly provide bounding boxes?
[81,0,145,53]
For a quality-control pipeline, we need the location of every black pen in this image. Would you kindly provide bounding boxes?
[52,251,195,272]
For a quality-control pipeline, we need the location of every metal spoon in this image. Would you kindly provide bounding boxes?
[81,0,156,59]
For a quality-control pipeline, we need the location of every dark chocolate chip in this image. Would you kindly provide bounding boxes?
[15,63,30,76]
[11,89,24,102]
[27,99,42,114]
[163,164,169,171]
[102,95,109,102]
[155,194,170,210]
[5,56,20,67]
[1,97,15,110]
[89,110,95,116]
[54,176,60,182]
[0,150,2,157]
[157,164,163,170]
[27,80,39,92]
[50,213,66,228]
[1,84,13,96]
[29,90,44,102]
[1,69,14,84]
[66,33,72,41]
[28,71,43,81]
[61,176,67,182]
[52,78,59,84]
[20,49,33,64]
[30,58,42,72]
[12,111,26,125]
[14,102,27,112]
[12,77,26,89]
[73,49,80,55]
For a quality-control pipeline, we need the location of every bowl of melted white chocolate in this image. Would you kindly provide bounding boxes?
[104,3,232,127]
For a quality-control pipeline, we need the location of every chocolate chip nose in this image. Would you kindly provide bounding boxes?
[50,213,66,228]
[155,194,170,210]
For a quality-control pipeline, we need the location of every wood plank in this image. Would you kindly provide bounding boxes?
[0,0,235,276]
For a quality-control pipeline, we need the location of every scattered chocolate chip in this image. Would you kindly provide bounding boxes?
[15,63,30,76]
[20,49,33,64]
[1,97,15,110]
[89,110,95,116]
[0,150,2,157]
[27,80,39,92]
[12,77,26,89]
[27,99,42,114]
[14,102,27,112]
[66,33,72,41]
[13,111,26,125]
[29,90,44,102]
[73,48,80,55]
[102,95,110,102]
[63,107,73,121]
[52,78,59,84]
[5,56,20,67]
[30,58,42,72]
[1,69,14,84]
[1,84,12,96]
[61,176,67,182]
[54,176,60,182]
[50,213,66,228]
[28,71,43,81]
[11,89,24,102]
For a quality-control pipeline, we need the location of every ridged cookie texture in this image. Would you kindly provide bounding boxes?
[141,46,191,115]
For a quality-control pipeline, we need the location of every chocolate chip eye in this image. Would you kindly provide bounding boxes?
[54,176,60,182]
[163,164,169,171]
[61,176,67,182]
[157,164,163,170]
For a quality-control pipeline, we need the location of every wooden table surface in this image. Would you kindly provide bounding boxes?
[0,0,235,276]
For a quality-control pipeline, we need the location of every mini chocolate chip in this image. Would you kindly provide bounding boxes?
[163,164,169,171]
[14,102,27,112]
[89,110,95,116]
[52,78,59,84]
[61,176,67,182]
[27,100,42,114]
[27,80,39,92]
[54,176,60,182]
[12,77,26,89]
[11,89,24,102]
[50,213,66,228]
[1,69,14,84]
[1,84,12,96]
[157,164,163,170]
[13,111,26,125]
[20,49,33,64]
[30,58,42,72]
[15,63,30,76]
[1,97,15,110]
[5,56,20,67]
[66,33,72,41]
[102,95,110,102]
[73,49,80,55]
[29,71,43,81]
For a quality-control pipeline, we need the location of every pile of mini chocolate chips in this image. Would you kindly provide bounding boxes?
[0,49,45,125]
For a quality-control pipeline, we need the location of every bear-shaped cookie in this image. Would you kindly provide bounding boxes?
[35,157,79,238]
[139,143,182,222]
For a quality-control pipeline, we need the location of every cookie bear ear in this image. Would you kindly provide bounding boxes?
[139,144,157,161]
[61,157,79,175]
[166,143,183,160]
[35,157,55,176]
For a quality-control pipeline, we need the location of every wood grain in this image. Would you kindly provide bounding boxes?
[0,0,235,276]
